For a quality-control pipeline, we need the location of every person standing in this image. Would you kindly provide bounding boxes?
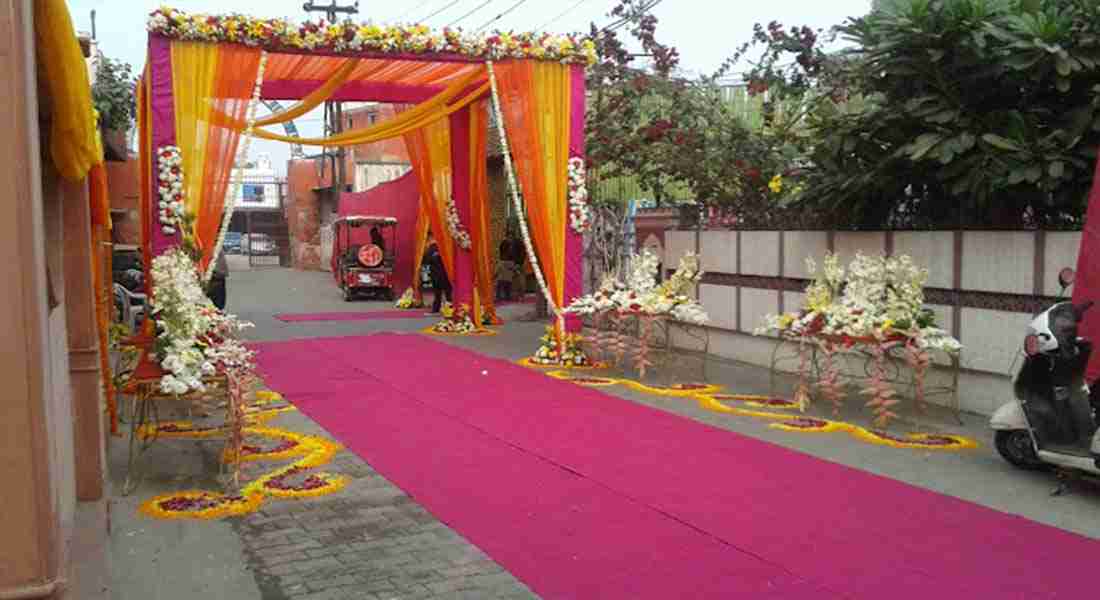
[423,234,452,313]
[207,251,228,310]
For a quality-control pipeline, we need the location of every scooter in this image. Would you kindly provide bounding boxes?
[990,268,1100,478]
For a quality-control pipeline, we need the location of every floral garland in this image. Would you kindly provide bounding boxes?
[206,50,267,283]
[445,195,472,250]
[151,248,255,395]
[157,146,185,235]
[567,157,591,234]
[147,8,597,65]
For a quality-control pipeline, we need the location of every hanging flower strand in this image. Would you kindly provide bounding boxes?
[568,157,591,234]
[445,195,472,250]
[157,146,185,235]
[486,60,565,334]
[206,50,268,283]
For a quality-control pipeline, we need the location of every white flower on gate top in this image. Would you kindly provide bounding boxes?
[157,146,185,236]
[567,157,591,234]
[445,195,472,250]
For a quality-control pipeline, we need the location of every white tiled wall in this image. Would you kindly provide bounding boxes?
[740,231,781,276]
[893,231,955,289]
[834,231,886,265]
[740,288,779,338]
[699,284,736,330]
[664,230,695,270]
[961,231,1034,294]
[1044,232,1082,296]
[699,231,737,274]
[783,231,828,279]
[958,308,1032,374]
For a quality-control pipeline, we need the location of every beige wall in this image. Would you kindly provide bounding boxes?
[0,1,81,597]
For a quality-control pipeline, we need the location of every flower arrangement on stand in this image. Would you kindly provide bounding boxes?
[445,195,472,250]
[564,251,707,376]
[394,288,424,309]
[755,252,962,426]
[567,157,591,234]
[146,7,598,65]
[150,248,255,396]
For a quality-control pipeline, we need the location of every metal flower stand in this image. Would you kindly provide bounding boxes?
[768,333,962,427]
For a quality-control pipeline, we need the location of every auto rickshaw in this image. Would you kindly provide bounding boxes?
[332,215,397,302]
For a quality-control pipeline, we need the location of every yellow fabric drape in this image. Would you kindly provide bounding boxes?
[171,42,220,218]
[468,101,497,324]
[34,0,99,181]
[253,69,488,147]
[496,61,572,313]
[425,119,455,278]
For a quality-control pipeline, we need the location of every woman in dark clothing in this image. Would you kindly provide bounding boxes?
[423,234,452,313]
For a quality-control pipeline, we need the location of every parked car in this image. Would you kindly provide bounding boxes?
[244,233,277,255]
[223,231,243,254]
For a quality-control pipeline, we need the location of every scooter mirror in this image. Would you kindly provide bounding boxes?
[1058,267,1076,289]
[1024,334,1041,357]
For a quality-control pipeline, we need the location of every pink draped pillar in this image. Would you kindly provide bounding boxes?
[563,65,587,333]
[148,35,177,258]
[1073,152,1100,382]
[449,108,475,309]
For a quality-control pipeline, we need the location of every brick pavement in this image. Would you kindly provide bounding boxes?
[230,409,538,600]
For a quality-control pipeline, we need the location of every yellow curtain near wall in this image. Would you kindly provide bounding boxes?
[494,61,572,312]
[34,0,100,181]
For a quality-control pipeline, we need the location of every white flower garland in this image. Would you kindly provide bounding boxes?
[486,60,564,331]
[567,157,591,234]
[157,146,185,235]
[205,50,268,283]
[445,195,472,250]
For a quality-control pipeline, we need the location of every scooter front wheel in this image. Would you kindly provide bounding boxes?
[994,430,1045,470]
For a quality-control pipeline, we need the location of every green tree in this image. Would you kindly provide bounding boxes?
[92,57,136,133]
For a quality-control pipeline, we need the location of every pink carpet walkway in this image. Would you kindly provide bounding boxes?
[255,333,1099,599]
[274,310,433,323]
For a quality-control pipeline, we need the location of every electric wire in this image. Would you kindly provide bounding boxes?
[419,0,464,23]
[446,0,496,27]
[475,0,532,33]
[395,0,435,21]
[537,0,588,31]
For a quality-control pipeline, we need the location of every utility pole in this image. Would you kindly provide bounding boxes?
[303,1,360,22]
[304,1,360,195]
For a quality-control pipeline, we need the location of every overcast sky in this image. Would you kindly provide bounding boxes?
[67,0,870,173]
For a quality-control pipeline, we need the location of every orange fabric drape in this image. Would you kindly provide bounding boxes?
[411,198,431,301]
[195,46,263,273]
[403,117,455,281]
[468,101,497,324]
[253,68,488,147]
[494,61,572,313]
[88,163,117,434]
